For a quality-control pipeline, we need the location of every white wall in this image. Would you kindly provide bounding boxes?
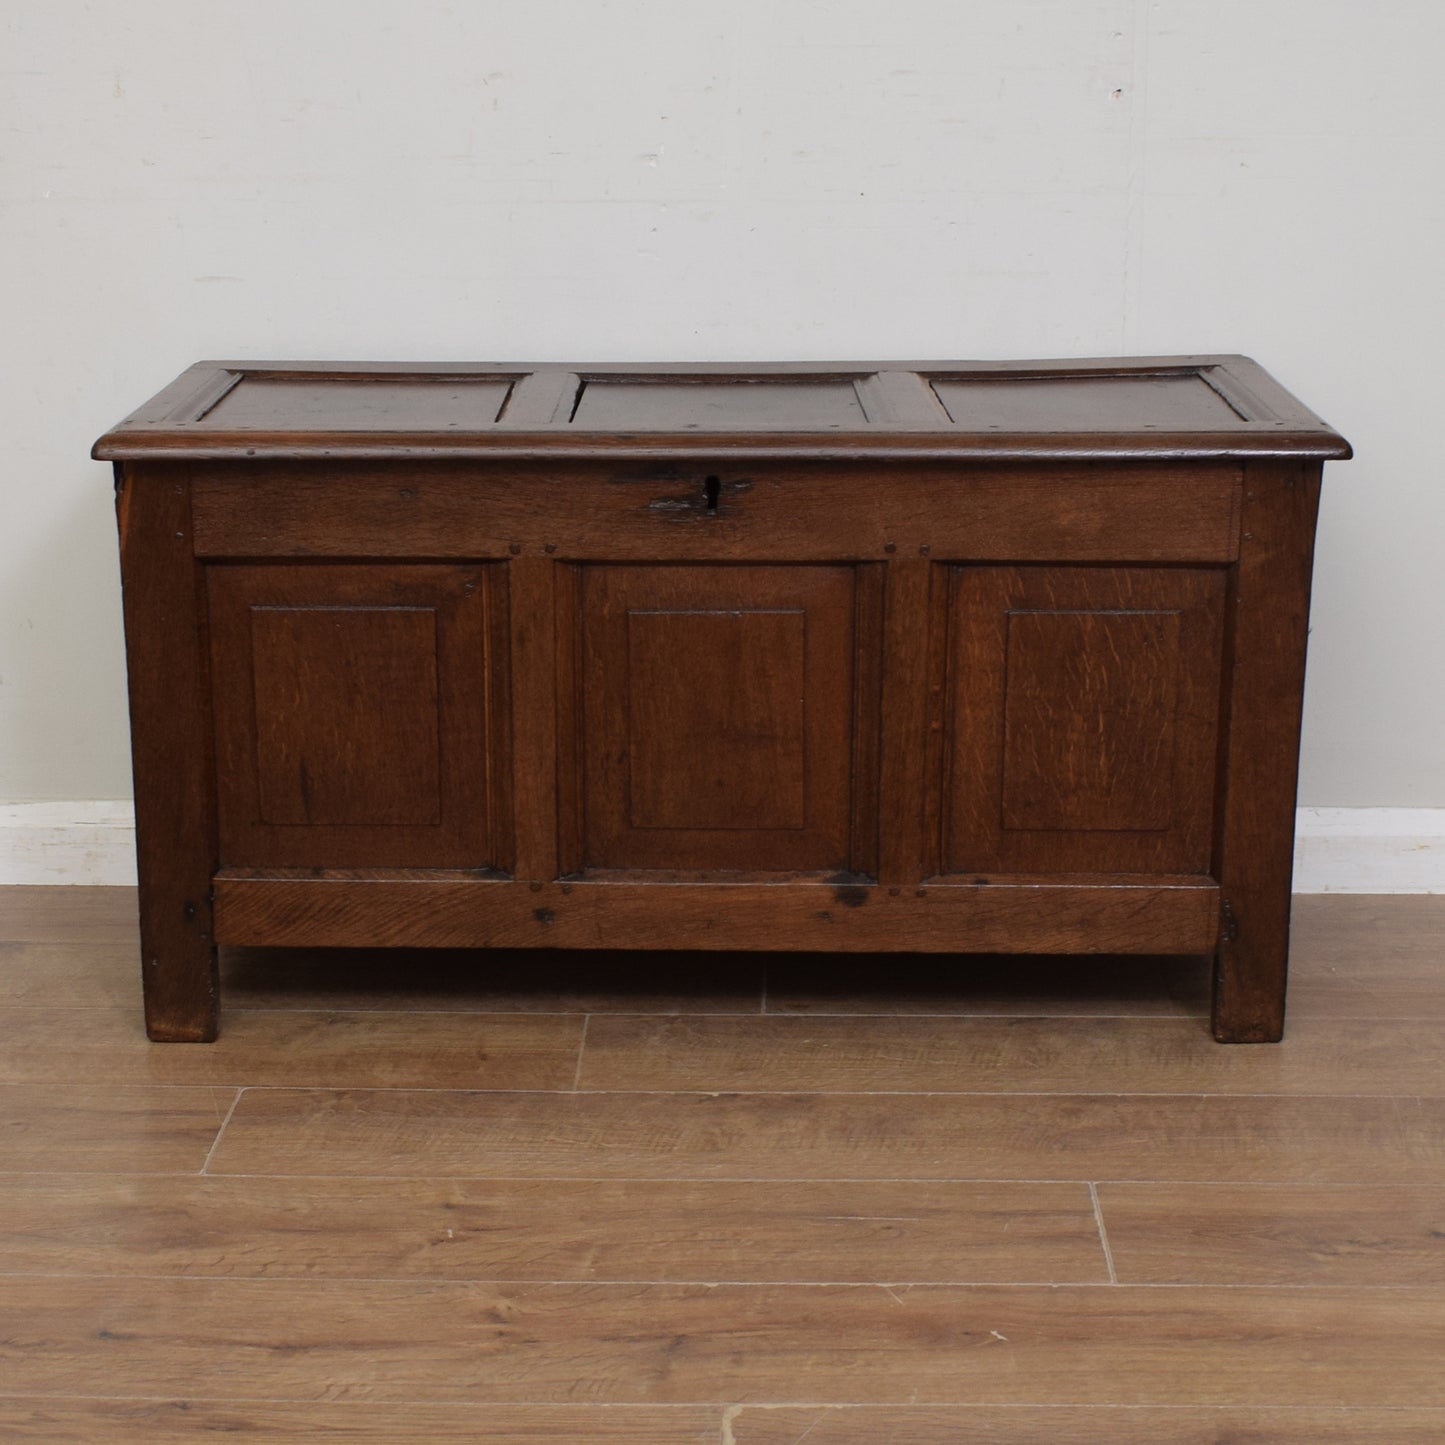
[2,0,1440,806]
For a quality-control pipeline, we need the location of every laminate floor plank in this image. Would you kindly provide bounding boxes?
[4,1278,1444,1406]
[578,1014,1445,1096]
[1287,896,1445,1019]
[0,1399,721,1443]
[207,1088,1445,1184]
[1291,895,1445,965]
[0,942,140,1008]
[0,1008,584,1090]
[4,888,1444,1423]
[1098,1183,1445,1285]
[728,1404,1445,1444]
[222,946,766,1015]
[0,1084,234,1174]
[0,1175,1106,1283]
[0,886,138,943]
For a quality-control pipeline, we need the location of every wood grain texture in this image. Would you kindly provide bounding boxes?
[931,370,1248,430]
[1287,896,1445,1018]
[0,1176,1105,1283]
[0,1084,233,1173]
[198,373,516,431]
[108,358,1344,1037]
[0,1008,583,1089]
[847,564,886,877]
[0,941,140,1006]
[576,1014,1445,1097]
[206,1089,1445,1184]
[625,611,807,831]
[95,356,1351,462]
[578,565,860,872]
[2,888,1441,1424]
[729,1406,1445,1444]
[248,606,443,826]
[571,374,870,430]
[0,886,138,943]
[1211,462,1323,1041]
[0,1400,721,1443]
[1000,609,1180,831]
[877,557,934,885]
[944,566,1226,874]
[211,874,1220,954]
[3,1278,1442,1405]
[1099,1183,1445,1285]
[506,556,556,881]
[114,465,219,1040]
[207,563,507,870]
[188,460,1246,563]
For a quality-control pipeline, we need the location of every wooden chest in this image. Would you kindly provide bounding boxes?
[95,357,1350,1042]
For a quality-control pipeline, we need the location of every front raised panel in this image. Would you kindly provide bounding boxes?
[999,608,1180,834]
[625,608,808,833]
[208,563,509,869]
[249,606,442,828]
[572,564,879,875]
[943,565,1226,875]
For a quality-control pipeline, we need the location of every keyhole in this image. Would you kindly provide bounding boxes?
[703,474,721,513]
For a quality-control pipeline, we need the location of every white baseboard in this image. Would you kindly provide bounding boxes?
[1293,807,1445,894]
[1,802,1442,893]
[0,802,140,886]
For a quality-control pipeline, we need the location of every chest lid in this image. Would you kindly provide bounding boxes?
[93,356,1350,462]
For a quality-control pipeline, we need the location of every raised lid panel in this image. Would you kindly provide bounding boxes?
[929,370,1247,431]
[570,376,870,431]
[195,374,517,431]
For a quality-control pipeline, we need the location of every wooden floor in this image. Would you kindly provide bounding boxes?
[2,888,1444,1443]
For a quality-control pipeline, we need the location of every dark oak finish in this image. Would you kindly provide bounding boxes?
[943,566,1226,875]
[577,564,865,873]
[210,872,1220,953]
[98,358,1349,1041]
[189,460,1246,563]
[1211,461,1324,1041]
[95,356,1349,461]
[207,563,509,870]
[114,465,220,1041]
